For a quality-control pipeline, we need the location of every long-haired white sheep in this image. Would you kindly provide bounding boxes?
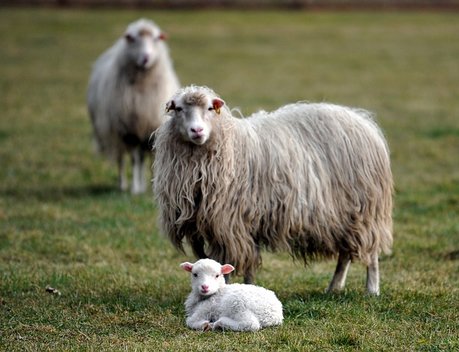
[181,258,283,332]
[87,18,179,194]
[154,85,393,295]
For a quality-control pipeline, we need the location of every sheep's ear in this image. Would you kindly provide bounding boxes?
[180,262,194,272]
[166,100,175,113]
[212,98,225,115]
[221,264,235,275]
[158,32,168,41]
[125,33,135,43]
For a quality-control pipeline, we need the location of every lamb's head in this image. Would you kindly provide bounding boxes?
[181,259,234,297]
[166,86,225,146]
[123,19,167,70]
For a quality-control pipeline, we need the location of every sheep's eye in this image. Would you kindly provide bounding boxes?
[208,107,214,111]
[215,274,220,278]
[175,107,183,112]
[193,273,197,277]
[125,34,135,43]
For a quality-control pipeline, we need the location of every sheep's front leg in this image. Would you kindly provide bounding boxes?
[131,148,146,194]
[366,253,380,296]
[190,235,207,259]
[212,312,261,332]
[327,252,351,293]
[243,273,254,284]
[242,264,255,284]
[243,245,259,284]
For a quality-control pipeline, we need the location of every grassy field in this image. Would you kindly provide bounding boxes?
[1,8,458,351]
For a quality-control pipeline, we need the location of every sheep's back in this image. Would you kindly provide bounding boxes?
[234,103,392,260]
[246,103,391,202]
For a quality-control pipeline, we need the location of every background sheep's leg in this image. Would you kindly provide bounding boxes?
[366,253,380,295]
[131,148,146,194]
[117,153,128,192]
[212,312,260,332]
[327,252,351,293]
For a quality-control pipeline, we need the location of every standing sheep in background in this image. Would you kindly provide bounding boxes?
[154,85,393,295]
[181,258,283,332]
[87,19,179,194]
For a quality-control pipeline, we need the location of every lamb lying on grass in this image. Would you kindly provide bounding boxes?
[181,258,283,332]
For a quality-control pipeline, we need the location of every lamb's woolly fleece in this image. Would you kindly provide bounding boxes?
[183,259,283,332]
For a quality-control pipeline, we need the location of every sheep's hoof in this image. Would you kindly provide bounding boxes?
[366,289,380,296]
[202,322,212,332]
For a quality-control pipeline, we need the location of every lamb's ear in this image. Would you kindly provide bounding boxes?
[221,264,235,275]
[180,262,194,272]
[158,32,168,41]
[166,100,175,113]
[212,98,225,115]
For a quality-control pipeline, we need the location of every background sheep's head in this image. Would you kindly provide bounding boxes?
[124,18,167,70]
[166,86,225,146]
[181,259,234,297]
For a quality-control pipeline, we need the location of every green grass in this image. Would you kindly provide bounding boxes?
[1,8,459,351]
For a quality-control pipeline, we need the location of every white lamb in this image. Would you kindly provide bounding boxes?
[181,258,283,332]
[87,18,179,194]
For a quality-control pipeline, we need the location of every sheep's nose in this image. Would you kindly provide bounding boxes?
[201,284,209,291]
[191,127,204,134]
[141,54,149,66]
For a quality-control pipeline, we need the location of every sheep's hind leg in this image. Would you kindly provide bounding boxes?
[117,153,128,192]
[212,312,260,332]
[131,148,146,194]
[366,253,380,296]
[326,252,351,293]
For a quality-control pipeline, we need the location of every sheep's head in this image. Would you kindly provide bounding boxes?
[123,19,167,70]
[166,86,225,146]
[181,259,234,297]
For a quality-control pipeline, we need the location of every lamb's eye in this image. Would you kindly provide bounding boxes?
[208,107,214,111]
[215,274,220,278]
[193,273,197,277]
[175,107,183,112]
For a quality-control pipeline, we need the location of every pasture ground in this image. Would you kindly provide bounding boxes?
[1,9,458,351]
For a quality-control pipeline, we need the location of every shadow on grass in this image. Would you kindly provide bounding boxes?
[444,250,459,260]
[0,184,118,201]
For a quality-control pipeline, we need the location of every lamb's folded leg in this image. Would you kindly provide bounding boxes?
[186,311,211,331]
[212,312,261,332]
